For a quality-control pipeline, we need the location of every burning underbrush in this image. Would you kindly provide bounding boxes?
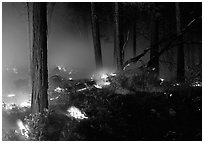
[2,69,202,141]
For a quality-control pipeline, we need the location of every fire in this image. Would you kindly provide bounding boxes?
[20,101,31,107]
[66,106,88,120]
[57,65,67,71]
[191,81,201,87]
[16,119,29,138]
[54,87,65,93]
[7,94,15,97]
[91,69,116,88]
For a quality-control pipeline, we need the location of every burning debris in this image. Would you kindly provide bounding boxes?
[57,65,67,72]
[16,119,29,138]
[91,70,116,89]
[20,101,31,107]
[7,94,15,97]
[77,87,88,92]
[54,87,65,93]
[191,81,201,87]
[66,106,88,120]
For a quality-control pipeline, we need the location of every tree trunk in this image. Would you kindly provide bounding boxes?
[175,2,185,81]
[133,19,137,57]
[150,7,159,76]
[114,2,123,70]
[31,3,48,113]
[91,2,103,70]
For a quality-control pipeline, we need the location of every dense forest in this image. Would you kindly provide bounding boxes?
[2,2,202,141]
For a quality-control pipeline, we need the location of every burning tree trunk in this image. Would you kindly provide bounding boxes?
[175,2,185,82]
[150,6,159,76]
[114,2,123,70]
[31,3,48,113]
[91,2,103,70]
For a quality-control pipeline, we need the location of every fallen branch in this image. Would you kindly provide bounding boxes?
[122,16,201,70]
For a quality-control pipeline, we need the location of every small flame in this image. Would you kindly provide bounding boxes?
[57,65,67,71]
[101,74,108,79]
[191,81,201,87]
[94,84,102,89]
[54,87,65,93]
[17,119,29,138]
[20,100,31,107]
[77,87,88,92]
[7,94,15,97]
[66,106,88,120]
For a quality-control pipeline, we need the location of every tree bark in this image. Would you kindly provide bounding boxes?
[114,2,123,70]
[150,6,159,76]
[31,3,48,113]
[133,20,137,57]
[91,2,103,70]
[175,2,185,81]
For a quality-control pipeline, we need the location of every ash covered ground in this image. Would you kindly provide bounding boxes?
[2,66,202,141]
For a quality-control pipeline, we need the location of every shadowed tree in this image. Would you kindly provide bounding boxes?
[91,2,103,70]
[150,3,159,76]
[132,17,137,57]
[114,2,123,70]
[31,2,48,113]
[175,2,185,81]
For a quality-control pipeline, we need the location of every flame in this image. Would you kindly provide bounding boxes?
[94,84,102,89]
[20,101,31,107]
[191,81,201,87]
[7,94,15,97]
[54,87,65,93]
[66,106,88,120]
[57,65,67,71]
[77,87,88,92]
[16,119,29,138]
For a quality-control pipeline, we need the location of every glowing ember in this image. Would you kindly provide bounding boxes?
[77,87,88,92]
[110,73,117,76]
[94,84,102,89]
[66,106,88,120]
[20,101,31,107]
[103,81,111,85]
[69,70,72,74]
[7,94,15,97]
[191,81,202,87]
[123,64,130,70]
[160,78,164,82]
[50,96,60,101]
[101,73,108,79]
[16,119,29,138]
[54,87,65,93]
[57,65,67,71]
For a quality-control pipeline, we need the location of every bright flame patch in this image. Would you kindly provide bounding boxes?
[7,94,15,97]
[66,106,88,120]
[54,87,65,93]
[16,119,29,138]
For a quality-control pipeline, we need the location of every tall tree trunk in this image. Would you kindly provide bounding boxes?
[31,3,48,113]
[91,2,103,70]
[133,19,137,57]
[175,2,185,81]
[114,2,123,70]
[26,2,33,88]
[150,7,159,76]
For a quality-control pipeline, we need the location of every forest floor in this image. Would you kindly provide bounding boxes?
[2,69,202,141]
